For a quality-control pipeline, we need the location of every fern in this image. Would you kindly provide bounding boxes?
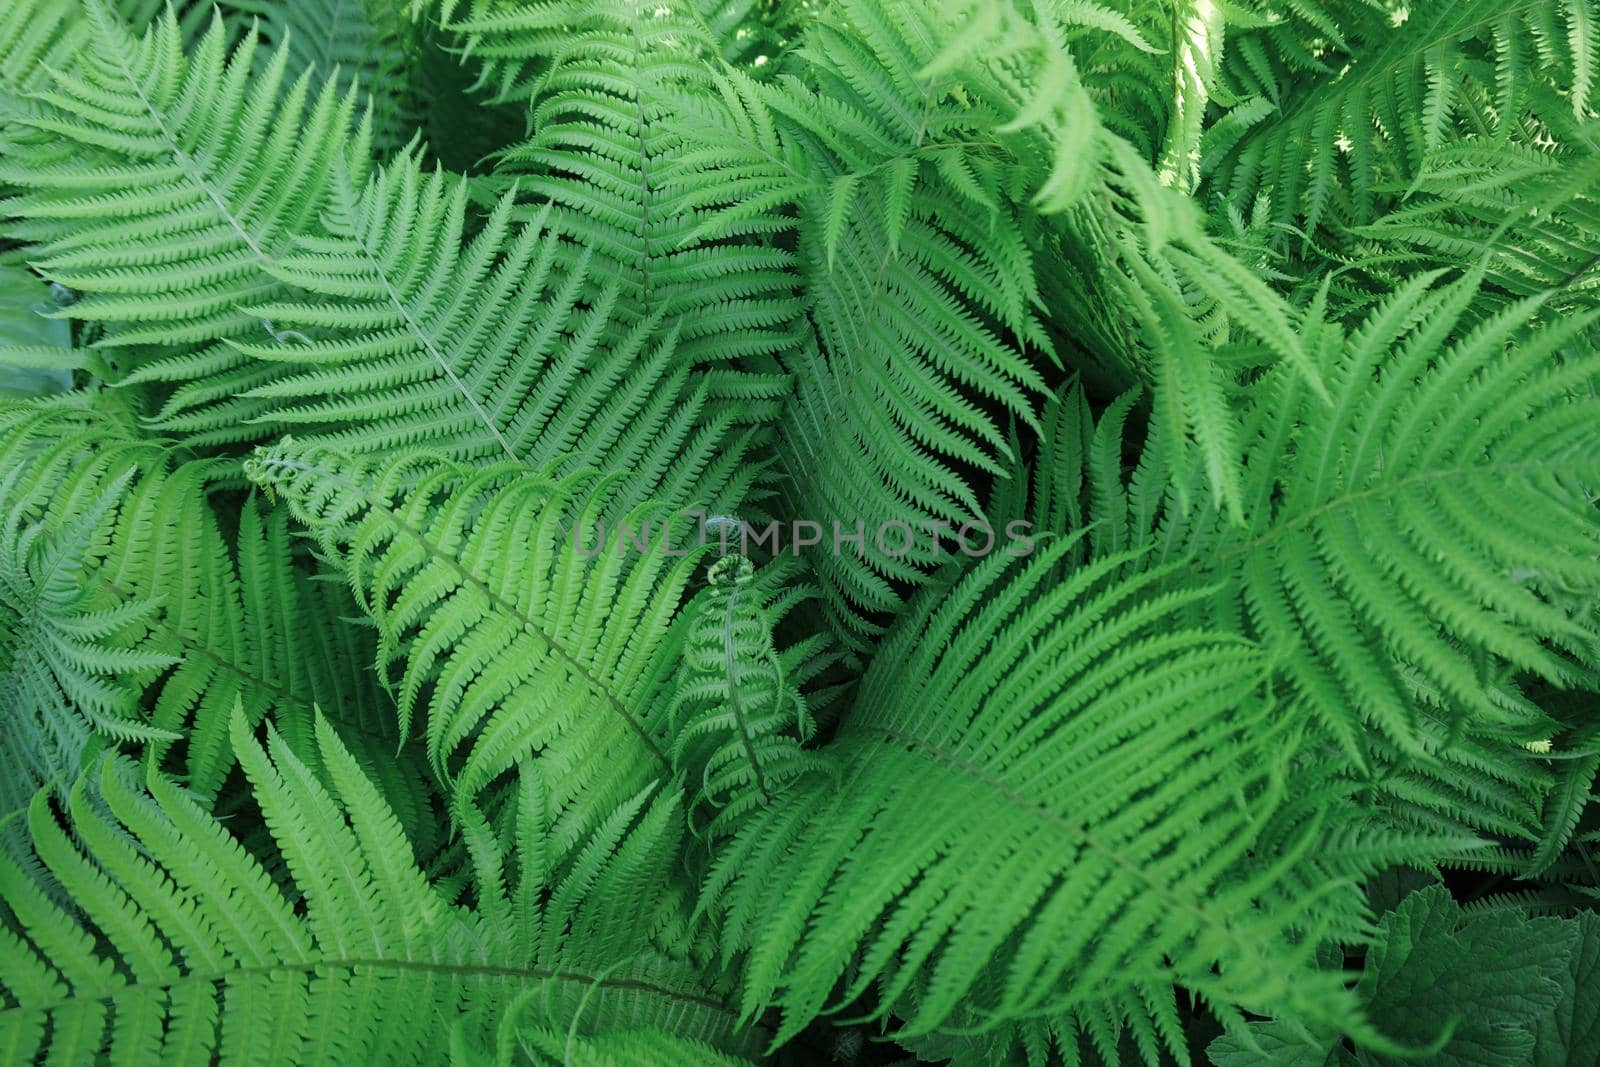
[220,0,420,149]
[0,400,392,799]
[1354,138,1600,308]
[926,0,1328,521]
[724,0,1059,641]
[492,0,806,375]
[6,1,1600,1064]
[1205,1,1600,239]
[0,709,750,1062]
[1037,273,1600,859]
[666,555,833,836]
[244,439,719,842]
[1158,275,1598,770]
[218,149,770,518]
[2,9,367,348]
[701,536,1448,1052]
[0,465,174,863]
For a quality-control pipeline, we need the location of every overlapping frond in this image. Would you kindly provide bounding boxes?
[2,7,368,347]
[0,709,753,1062]
[0,399,393,799]
[0,6,369,449]
[492,0,806,374]
[222,0,420,148]
[173,150,766,517]
[1204,0,1600,237]
[1060,275,1600,848]
[1243,278,1596,758]
[721,0,1059,641]
[928,0,1328,521]
[701,535,1433,1054]
[1068,138,1329,520]
[0,461,174,858]
[418,0,793,104]
[244,440,716,843]
[1353,138,1600,311]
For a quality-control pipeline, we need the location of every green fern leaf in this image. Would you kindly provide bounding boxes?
[244,440,715,842]
[665,554,834,836]
[702,537,1409,1050]
[0,708,754,1062]
[0,399,393,799]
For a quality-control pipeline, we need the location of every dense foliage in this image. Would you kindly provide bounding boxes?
[2,1,1599,1064]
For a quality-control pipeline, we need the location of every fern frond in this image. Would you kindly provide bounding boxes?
[0,7,368,432]
[702,537,1407,1051]
[0,461,175,858]
[245,440,715,843]
[452,990,761,1066]
[221,0,421,148]
[0,708,754,1062]
[196,150,770,516]
[1236,276,1600,758]
[1205,0,1600,238]
[492,0,806,375]
[926,0,1328,520]
[419,0,789,105]
[0,398,392,798]
[1354,138,1600,308]
[1072,274,1600,842]
[734,0,1058,641]
[0,0,90,99]
[665,554,833,837]
[923,0,1105,212]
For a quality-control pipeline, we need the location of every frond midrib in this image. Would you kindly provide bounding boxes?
[343,215,522,464]
[252,453,674,771]
[2,951,738,1019]
[96,570,397,751]
[720,579,772,802]
[105,26,273,269]
[1211,454,1590,572]
[855,722,1318,1013]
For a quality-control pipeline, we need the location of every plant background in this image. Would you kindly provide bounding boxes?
[2,1,1600,1064]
